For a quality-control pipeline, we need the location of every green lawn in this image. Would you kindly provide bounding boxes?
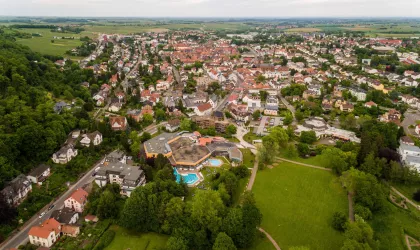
[370,202,420,250]
[15,28,89,57]
[278,150,326,167]
[240,148,255,169]
[243,132,263,144]
[392,183,420,205]
[105,225,169,250]
[252,162,348,250]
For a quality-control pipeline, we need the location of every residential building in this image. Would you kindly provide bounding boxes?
[51,144,78,164]
[80,131,103,147]
[166,119,181,132]
[1,174,32,206]
[109,116,128,131]
[64,188,88,213]
[27,164,50,185]
[95,162,146,197]
[28,218,61,248]
[50,207,79,225]
[398,143,420,172]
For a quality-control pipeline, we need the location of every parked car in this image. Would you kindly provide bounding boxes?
[48,204,55,210]
[39,212,46,219]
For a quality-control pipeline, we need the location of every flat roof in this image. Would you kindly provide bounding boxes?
[144,132,178,155]
[169,137,210,166]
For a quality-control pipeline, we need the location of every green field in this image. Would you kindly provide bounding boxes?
[252,162,348,250]
[240,148,255,169]
[278,150,326,167]
[14,28,91,57]
[105,225,169,250]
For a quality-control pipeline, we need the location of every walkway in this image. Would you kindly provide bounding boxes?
[275,157,331,172]
[258,228,281,250]
[391,186,420,210]
[405,235,420,250]
[247,159,259,191]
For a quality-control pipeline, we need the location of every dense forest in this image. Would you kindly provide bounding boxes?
[0,33,95,189]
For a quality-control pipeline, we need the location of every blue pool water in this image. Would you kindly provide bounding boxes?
[174,168,199,185]
[208,158,223,167]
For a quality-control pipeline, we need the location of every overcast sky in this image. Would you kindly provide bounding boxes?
[0,0,419,17]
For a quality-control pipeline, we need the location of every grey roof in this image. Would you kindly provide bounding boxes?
[97,162,144,186]
[405,155,420,165]
[50,207,78,224]
[104,150,125,163]
[399,143,420,153]
[144,133,178,155]
[28,164,50,178]
[1,174,31,199]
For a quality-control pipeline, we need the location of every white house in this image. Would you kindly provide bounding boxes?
[398,143,420,172]
[80,131,103,147]
[52,144,78,164]
[28,218,61,248]
[194,102,213,116]
[64,188,88,213]
[27,164,50,185]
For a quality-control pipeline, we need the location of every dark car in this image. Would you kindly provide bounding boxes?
[48,204,55,210]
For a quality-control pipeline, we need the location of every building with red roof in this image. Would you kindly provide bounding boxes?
[64,188,88,213]
[28,218,61,248]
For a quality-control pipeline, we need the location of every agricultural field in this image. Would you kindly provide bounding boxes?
[252,162,348,250]
[82,25,169,34]
[14,28,92,57]
[105,225,169,250]
[286,27,322,32]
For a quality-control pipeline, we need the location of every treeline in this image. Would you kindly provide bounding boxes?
[10,24,56,29]
[0,34,96,189]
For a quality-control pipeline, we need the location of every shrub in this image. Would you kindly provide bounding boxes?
[331,211,347,232]
[93,229,115,250]
[354,204,372,220]
[230,165,250,178]
[413,189,420,202]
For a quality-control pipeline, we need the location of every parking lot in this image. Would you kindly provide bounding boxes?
[253,116,283,136]
[402,109,420,137]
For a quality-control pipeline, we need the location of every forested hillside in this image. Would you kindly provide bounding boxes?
[0,33,94,189]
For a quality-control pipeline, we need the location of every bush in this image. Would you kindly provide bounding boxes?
[93,229,115,250]
[354,204,372,220]
[230,165,250,178]
[413,189,420,202]
[332,211,347,232]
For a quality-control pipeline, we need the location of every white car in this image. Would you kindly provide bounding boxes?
[39,212,46,219]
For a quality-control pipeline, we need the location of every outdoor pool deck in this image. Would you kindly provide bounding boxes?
[175,168,204,187]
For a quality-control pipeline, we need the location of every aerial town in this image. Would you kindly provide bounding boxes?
[1,18,420,250]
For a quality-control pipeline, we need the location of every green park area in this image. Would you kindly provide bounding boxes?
[14,28,91,57]
[105,226,168,250]
[252,162,348,250]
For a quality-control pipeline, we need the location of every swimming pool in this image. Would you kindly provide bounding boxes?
[173,168,199,185]
[208,158,223,167]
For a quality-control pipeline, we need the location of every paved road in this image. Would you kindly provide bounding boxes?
[216,94,229,112]
[2,161,102,250]
[391,186,420,210]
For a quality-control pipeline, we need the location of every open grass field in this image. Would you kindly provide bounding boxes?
[278,150,326,167]
[370,202,420,250]
[14,28,90,57]
[286,27,321,32]
[82,25,169,34]
[252,162,348,250]
[239,148,255,169]
[105,225,169,250]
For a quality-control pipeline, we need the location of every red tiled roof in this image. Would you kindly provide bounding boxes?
[29,218,60,238]
[67,188,88,204]
[197,103,212,112]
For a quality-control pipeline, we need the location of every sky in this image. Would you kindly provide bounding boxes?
[0,0,419,17]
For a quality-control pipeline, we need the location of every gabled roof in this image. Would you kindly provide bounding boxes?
[67,188,88,204]
[29,218,60,238]
[197,102,212,112]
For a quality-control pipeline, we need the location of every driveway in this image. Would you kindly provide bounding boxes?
[402,109,420,137]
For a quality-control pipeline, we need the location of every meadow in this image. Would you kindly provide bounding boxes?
[14,28,91,57]
[252,162,348,250]
[105,225,169,250]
